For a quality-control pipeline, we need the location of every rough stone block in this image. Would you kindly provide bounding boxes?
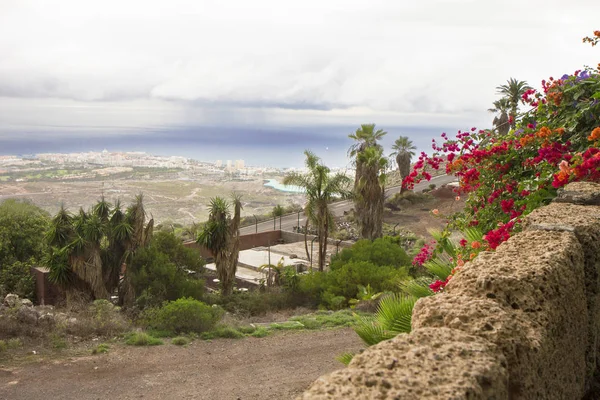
[444,230,587,398]
[299,328,508,400]
[523,201,600,391]
[553,182,600,205]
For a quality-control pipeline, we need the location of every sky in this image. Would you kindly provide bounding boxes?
[0,0,598,167]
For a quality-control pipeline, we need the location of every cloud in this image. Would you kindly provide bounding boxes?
[0,0,598,133]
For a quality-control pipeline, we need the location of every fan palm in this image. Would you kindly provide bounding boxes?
[496,78,532,129]
[488,98,511,135]
[348,124,388,240]
[283,150,351,271]
[355,146,388,239]
[389,136,416,192]
[197,195,242,295]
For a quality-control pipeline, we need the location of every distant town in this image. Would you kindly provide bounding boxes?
[0,150,349,183]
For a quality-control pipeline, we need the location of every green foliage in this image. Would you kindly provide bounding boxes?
[142,298,223,335]
[0,200,48,299]
[0,260,35,299]
[91,343,110,354]
[125,332,163,346]
[299,261,407,309]
[399,277,434,298]
[51,333,67,349]
[200,326,245,340]
[0,199,49,266]
[330,237,411,270]
[171,336,190,346]
[250,327,269,338]
[0,340,6,352]
[204,290,305,316]
[353,294,416,346]
[289,310,357,329]
[130,232,205,309]
[337,352,355,366]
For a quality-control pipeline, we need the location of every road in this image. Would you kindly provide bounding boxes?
[239,174,457,235]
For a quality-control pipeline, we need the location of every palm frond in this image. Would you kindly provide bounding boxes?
[336,352,355,366]
[400,277,434,298]
[423,257,453,280]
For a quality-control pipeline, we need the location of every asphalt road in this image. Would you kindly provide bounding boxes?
[239,174,457,235]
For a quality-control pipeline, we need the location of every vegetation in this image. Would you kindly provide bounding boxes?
[348,124,388,240]
[125,332,163,346]
[142,298,223,335]
[389,136,417,192]
[45,195,154,306]
[283,150,352,271]
[495,78,533,129]
[129,231,205,308]
[197,195,242,296]
[0,200,49,299]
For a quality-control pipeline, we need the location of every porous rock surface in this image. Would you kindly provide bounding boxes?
[299,328,508,400]
[301,182,600,399]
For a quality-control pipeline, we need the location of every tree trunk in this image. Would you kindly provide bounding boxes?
[303,218,310,263]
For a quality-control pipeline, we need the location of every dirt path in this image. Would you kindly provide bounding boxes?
[0,328,362,400]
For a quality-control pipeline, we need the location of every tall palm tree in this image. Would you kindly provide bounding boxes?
[389,136,417,193]
[355,146,388,239]
[488,98,511,136]
[348,124,388,239]
[283,150,351,271]
[496,78,532,129]
[197,195,242,296]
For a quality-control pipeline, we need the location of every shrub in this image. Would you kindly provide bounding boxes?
[299,261,407,309]
[171,336,190,346]
[125,332,163,346]
[250,327,269,338]
[91,343,110,354]
[142,298,223,334]
[200,326,244,340]
[0,340,6,352]
[329,237,411,270]
[0,261,35,300]
[130,240,205,309]
[204,290,305,316]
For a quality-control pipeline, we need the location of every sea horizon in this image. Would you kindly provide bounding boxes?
[0,124,465,169]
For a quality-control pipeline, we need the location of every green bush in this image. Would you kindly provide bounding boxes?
[171,336,190,346]
[142,298,223,334]
[204,290,305,316]
[91,343,110,354]
[0,260,35,299]
[125,332,163,346]
[298,261,407,309]
[329,237,411,270]
[129,233,205,309]
[200,326,244,340]
[0,200,49,300]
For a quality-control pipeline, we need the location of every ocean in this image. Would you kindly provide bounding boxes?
[0,124,453,169]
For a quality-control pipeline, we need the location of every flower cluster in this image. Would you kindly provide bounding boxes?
[406,68,599,260]
[412,243,434,267]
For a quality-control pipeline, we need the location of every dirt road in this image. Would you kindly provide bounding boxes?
[0,328,362,400]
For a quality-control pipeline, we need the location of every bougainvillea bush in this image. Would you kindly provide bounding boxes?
[404,31,600,292]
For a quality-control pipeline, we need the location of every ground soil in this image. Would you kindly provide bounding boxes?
[0,328,363,400]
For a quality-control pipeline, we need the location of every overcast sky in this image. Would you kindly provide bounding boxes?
[0,0,598,149]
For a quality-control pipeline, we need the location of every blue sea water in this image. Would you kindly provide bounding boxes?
[263,179,305,193]
[0,124,450,169]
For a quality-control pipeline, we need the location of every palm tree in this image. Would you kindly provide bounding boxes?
[488,98,511,136]
[355,146,388,239]
[46,196,152,306]
[348,124,388,239]
[496,78,532,129]
[197,195,242,296]
[283,150,351,271]
[389,136,416,193]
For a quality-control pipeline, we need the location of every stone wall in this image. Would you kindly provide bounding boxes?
[301,182,600,399]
